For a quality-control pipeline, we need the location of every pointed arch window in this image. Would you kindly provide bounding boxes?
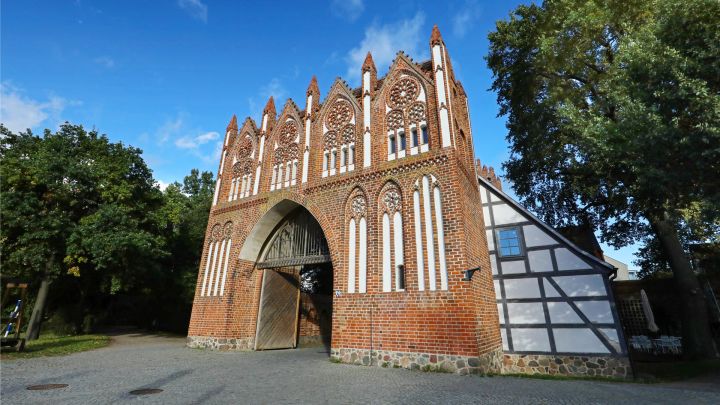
[347,193,367,293]
[386,74,429,161]
[412,174,448,291]
[323,98,356,177]
[380,185,404,292]
[201,222,233,297]
[270,119,299,191]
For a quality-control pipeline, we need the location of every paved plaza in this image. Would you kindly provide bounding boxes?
[2,333,719,404]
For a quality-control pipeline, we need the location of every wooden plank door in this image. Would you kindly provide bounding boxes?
[254,269,300,350]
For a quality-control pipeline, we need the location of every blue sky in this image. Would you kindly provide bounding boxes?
[1,0,639,266]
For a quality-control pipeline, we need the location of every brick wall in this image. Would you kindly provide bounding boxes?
[188,29,503,370]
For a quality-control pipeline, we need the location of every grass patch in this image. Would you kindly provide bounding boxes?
[0,333,110,360]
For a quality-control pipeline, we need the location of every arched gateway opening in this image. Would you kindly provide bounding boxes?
[248,203,333,351]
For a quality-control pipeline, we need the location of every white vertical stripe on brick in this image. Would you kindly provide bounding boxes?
[422,176,436,290]
[413,190,425,291]
[359,217,367,293]
[219,151,226,174]
[393,211,404,291]
[434,186,448,290]
[206,241,220,296]
[212,179,221,206]
[213,239,227,296]
[253,165,261,195]
[200,242,214,296]
[382,213,391,292]
[348,218,356,293]
[219,239,232,296]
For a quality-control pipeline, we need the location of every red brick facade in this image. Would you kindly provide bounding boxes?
[187,26,503,373]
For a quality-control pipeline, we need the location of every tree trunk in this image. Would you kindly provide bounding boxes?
[651,212,718,359]
[25,276,52,341]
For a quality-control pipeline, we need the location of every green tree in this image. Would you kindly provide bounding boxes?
[487,0,719,358]
[1,124,165,338]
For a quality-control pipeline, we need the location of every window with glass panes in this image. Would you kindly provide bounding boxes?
[497,227,522,257]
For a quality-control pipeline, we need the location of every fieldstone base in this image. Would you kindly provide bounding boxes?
[187,335,254,351]
[501,354,631,379]
[331,347,503,375]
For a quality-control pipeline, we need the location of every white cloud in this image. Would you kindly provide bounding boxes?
[0,82,71,133]
[345,12,427,81]
[248,78,288,116]
[175,131,219,149]
[452,1,482,38]
[156,114,185,144]
[178,0,207,23]
[94,56,115,68]
[155,179,171,191]
[331,0,364,22]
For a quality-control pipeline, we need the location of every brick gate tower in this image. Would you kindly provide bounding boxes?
[187,26,504,373]
[188,25,631,377]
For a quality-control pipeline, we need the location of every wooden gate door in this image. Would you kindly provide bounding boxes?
[254,269,300,350]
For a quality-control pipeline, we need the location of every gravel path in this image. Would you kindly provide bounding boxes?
[2,332,719,404]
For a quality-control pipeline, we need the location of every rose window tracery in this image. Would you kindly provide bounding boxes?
[324,130,337,150]
[342,124,355,144]
[388,77,419,109]
[351,195,367,217]
[408,102,427,125]
[383,189,402,213]
[223,221,234,238]
[386,110,404,131]
[232,159,253,175]
[210,224,222,241]
[325,99,353,130]
[278,121,298,146]
[237,135,254,158]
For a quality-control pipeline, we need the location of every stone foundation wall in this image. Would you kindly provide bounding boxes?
[187,335,254,351]
[331,347,503,375]
[501,354,631,379]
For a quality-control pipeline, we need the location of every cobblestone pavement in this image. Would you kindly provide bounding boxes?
[2,333,719,404]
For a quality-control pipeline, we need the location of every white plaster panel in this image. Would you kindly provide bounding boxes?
[494,280,502,299]
[359,217,367,293]
[432,46,442,68]
[497,304,505,324]
[523,225,556,247]
[480,186,488,203]
[503,278,541,299]
[348,219,356,293]
[544,278,561,297]
[482,206,491,224]
[501,260,526,274]
[490,254,498,275]
[507,303,545,324]
[486,229,495,251]
[500,329,509,351]
[490,192,502,202]
[552,275,606,297]
[555,248,591,270]
[547,302,583,324]
[553,328,609,353]
[576,301,613,323]
[511,328,551,352]
[528,250,554,272]
[492,204,525,225]
[382,213,391,292]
